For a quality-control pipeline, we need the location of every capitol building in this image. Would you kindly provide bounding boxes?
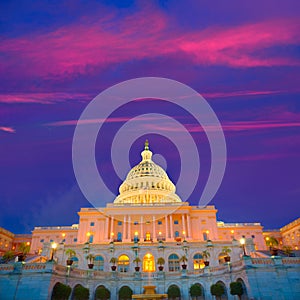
[0,141,299,300]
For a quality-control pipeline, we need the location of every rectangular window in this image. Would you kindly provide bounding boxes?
[158,221,162,225]
[174,220,179,225]
[73,238,77,242]
[50,239,53,243]
[89,235,94,243]
[134,221,139,225]
[90,222,95,226]
[118,221,122,225]
[40,239,44,243]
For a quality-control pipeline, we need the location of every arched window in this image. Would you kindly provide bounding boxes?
[70,256,79,267]
[118,255,130,272]
[193,253,204,270]
[203,232,208,241]
[143,253,155,272]
[94,255,104,271]
[174,231,180,238]
[168,254,180,272]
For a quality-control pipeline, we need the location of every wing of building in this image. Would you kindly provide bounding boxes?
[1,141,299,300]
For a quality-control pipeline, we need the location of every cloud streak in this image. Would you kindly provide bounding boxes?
[0,126,16,133]
[1,10,299,81]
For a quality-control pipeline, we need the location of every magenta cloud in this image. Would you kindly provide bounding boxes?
[1,11,299,81]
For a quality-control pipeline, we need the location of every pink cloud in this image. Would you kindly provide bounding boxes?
[45,116,162,127]
[1,11,299,80]
[0,92,93,104]
[228,153,299,162]
[0,126,16,133]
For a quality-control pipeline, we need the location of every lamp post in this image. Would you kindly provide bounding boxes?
[50,242,57,261]
[240,238,247,256]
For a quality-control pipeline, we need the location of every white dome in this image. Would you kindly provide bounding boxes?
[114,140,182,205]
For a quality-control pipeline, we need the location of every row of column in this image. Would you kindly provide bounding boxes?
[104,213,192,241]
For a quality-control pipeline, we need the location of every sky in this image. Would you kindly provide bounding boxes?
[0,0,299,234]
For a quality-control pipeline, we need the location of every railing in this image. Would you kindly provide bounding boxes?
[251,258,273,265]
[282,258,300,265]
[33,225,78,230]
[217,222,261,227]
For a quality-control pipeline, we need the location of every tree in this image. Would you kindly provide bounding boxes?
[230,282,243,300]
[73,285,90,300]
[119,286,133,300]
[95,286,111,300]
[282,246,293,257]
[265,236,279,249]
[210,283,225,300]
[3,251,14,263]
[51,283,71,300]
[65,249,76,259]
[167,285,181,299]
[190,284,202,299]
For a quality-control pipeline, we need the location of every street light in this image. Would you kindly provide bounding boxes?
[240,238,247,256]
[50,242,57,261]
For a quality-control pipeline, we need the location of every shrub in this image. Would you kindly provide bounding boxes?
[51,283,71,300]
[73,285,90,300]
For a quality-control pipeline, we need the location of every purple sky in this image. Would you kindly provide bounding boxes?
[1,0,299,234]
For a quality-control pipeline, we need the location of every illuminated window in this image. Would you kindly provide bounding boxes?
[168,254,180,272]
[118,255,130,272]
[193,253,204,270]
[94,255,104,271]
[146,233,151,241]
[143,253,155,272]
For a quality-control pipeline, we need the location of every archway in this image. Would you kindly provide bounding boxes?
[190,283,205,300]
[143,253,155,272]
[167,284,181,300]
[51,282,71,300]
[71,284,90,300]
[118,286,133,300]
[95,285,110,300]
[237,278,248,300]
[216,281,228,300]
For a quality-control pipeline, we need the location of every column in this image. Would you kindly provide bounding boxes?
[140,216,144,240]
[128,216,131,241]
[182,214,186,237]
[187,214,191,238]
[165,215,169,239]
[104,217,109,240]
[170,215,174,239]
[110,216,114,238]
[152,216,156,240]
[123,216,127,240]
